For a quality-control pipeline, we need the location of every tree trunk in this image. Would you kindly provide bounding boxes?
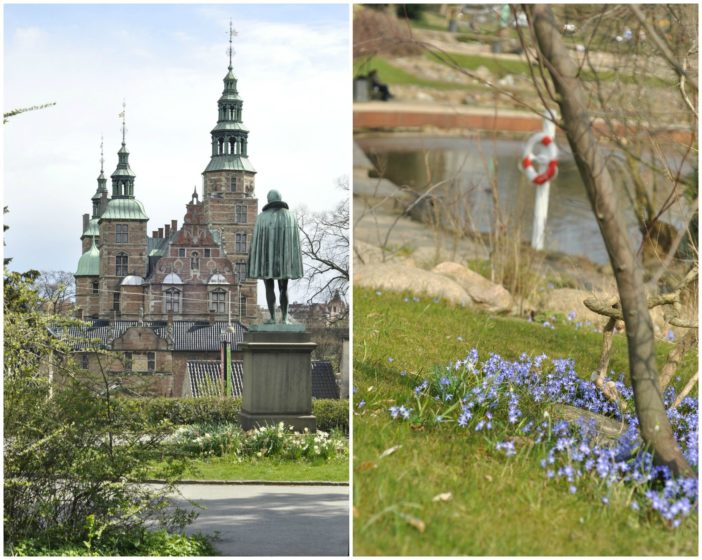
[530,5,693,477]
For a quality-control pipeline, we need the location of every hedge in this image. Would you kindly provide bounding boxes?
[116,397,348,434]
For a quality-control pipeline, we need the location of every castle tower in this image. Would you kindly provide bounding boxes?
[202,22,258,322]
[80,138,110,253]
[98,104,149,317]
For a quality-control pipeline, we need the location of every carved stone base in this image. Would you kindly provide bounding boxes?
[238,330,317,432]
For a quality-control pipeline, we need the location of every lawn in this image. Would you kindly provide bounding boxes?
[353,287,698,555]
[151,454,348,483]
[353,56,466,91]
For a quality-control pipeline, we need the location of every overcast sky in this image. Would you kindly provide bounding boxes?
[4,3,350,304]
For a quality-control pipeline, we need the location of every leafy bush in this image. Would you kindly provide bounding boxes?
[119,397,349,434]
[314,399,349,433]
[4,271,194,552]
[7,528,215,556]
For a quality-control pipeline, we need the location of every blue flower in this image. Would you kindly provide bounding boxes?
[357,400,366,409]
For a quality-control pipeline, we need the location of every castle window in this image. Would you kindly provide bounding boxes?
[147,352,155,372]
[92,281,99,295]
[230,177,238,192]
[124,352,132,372]
[178,248,185,258]
[210,289,226,313]
[204,248,211,258]
[116,224,128,243]
[240,296,247,317]
[235,261,247,281]
[191,251,199,270]
[80,354,89,369]
[164,288,181,313]
[235,233,247,253]
[235,205,247,223]
[113,292,120,311]
[115,253,128,276]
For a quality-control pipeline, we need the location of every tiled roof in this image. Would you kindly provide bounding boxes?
[50,320,246,352]
[185,360,244,397]
[186,359,339,399]
[311,361,340,400]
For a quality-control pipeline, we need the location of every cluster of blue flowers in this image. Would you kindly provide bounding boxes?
[386,348,698,527]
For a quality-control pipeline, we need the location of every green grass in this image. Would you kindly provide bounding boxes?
[353,287,698,555]
[354,56,466,91]
[151,454,348,483]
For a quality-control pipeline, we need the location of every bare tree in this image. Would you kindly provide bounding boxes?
[34,270,76,315]
[297,177,349,305]
[528,4,693,476]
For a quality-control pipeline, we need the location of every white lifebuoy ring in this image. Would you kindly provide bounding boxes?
[521,132,558,185]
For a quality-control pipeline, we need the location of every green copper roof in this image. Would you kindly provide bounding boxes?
[203,155,256,174]
[147,236,169,256]
[75,239,100,276]
[100,198,148,221]
[82,217,100,238]
[211,121,248,133]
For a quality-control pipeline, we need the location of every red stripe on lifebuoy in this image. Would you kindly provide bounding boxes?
[533,160,558,185]
[522,156,532,169]
[540,136,552,146]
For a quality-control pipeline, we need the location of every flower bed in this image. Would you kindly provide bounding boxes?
[363,349,697,528]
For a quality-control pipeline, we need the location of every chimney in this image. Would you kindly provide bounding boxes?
[152,230,159,238]
[158,227,164,238]
[82,213,89,231]
[164,224,170,237]
[171,219,178,232]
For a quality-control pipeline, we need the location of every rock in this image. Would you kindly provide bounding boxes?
[415,91,435,102]
[432,261,513,314]
[474,65,493,82]
[354,263,473,306]
[537,287,608,325]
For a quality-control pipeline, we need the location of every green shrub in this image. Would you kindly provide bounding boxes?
[119,397,348,434]
[314,399,349,434]
[118,396,242,425]
[7,528,215,556]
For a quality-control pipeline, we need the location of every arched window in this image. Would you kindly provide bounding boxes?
[210,289,226,313]
[164,288,181,313]
[115,253,128,276]
[191,251,199,270]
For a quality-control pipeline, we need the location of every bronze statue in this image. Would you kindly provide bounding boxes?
[247,190,303,324]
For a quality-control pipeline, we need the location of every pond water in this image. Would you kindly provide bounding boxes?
[356,135,689,265]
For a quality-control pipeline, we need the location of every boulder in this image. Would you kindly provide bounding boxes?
[354,263,473,306]
[432,261,513,314]
[537,287,608,325]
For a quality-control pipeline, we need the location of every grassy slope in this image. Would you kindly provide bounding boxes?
[353,287,697,556]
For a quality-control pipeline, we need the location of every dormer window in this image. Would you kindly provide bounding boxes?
[210,288,226,313]
[178,248,185,258]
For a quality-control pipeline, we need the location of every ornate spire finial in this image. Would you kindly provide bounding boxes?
[228,19,237,70]
[100,135,104,173]
[118,99,126,144]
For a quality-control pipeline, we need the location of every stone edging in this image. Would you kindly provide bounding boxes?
[145,479,349,486]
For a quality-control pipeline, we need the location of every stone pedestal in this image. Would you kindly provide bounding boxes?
[238,329,317,432]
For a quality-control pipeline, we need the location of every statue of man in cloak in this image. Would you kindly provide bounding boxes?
[247,190,304,324]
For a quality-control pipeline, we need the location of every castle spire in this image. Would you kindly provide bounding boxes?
[203,23,255,174]
[111,100,136,199]
[228,19,236,71]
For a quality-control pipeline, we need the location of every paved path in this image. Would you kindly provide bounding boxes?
[170,484,349,556]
